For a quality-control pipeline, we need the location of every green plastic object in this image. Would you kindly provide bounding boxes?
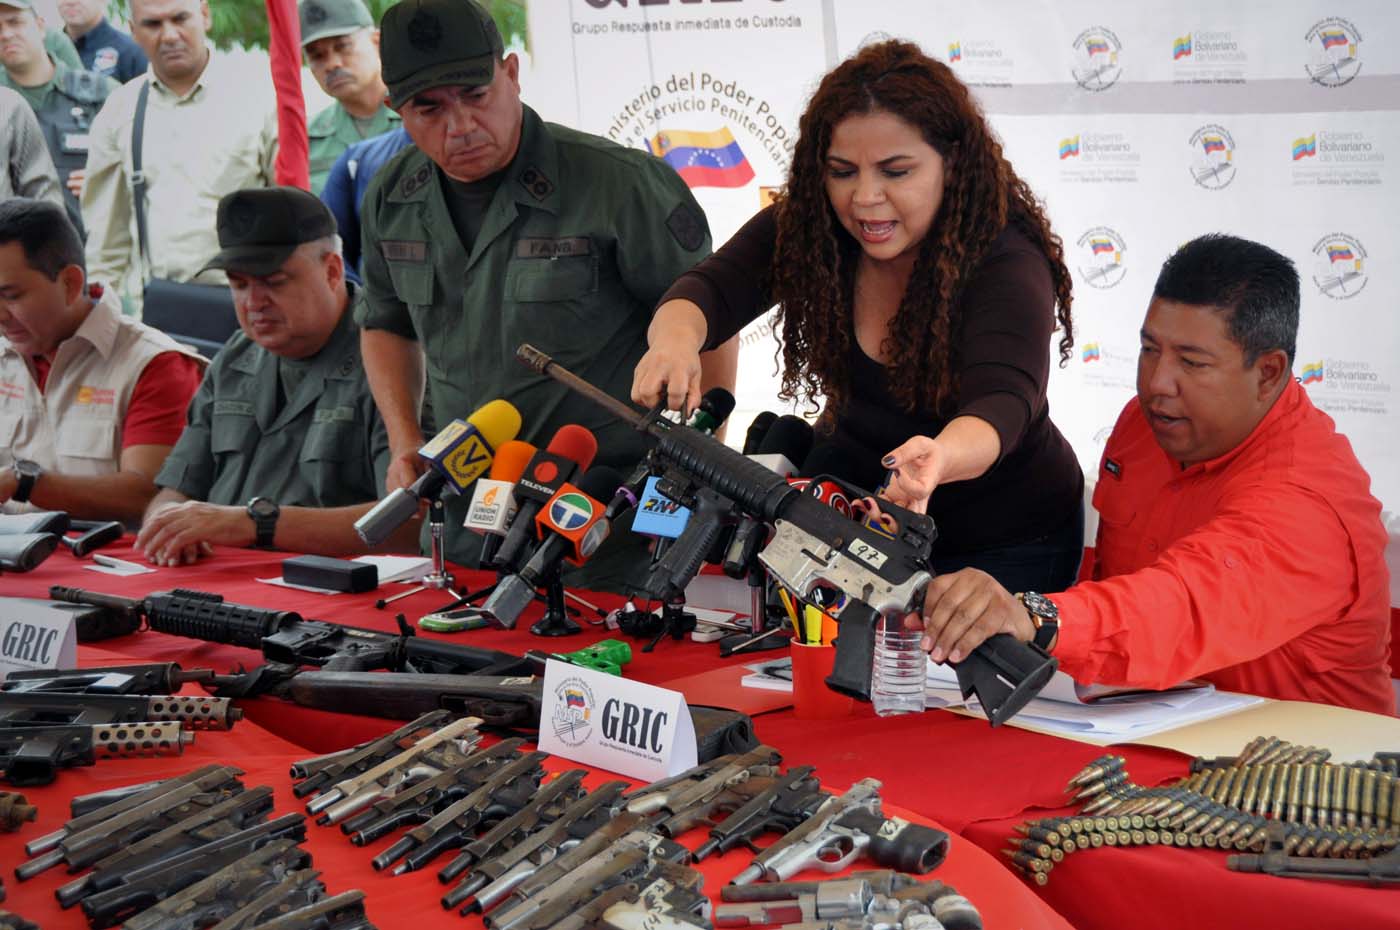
[556,639,632,676]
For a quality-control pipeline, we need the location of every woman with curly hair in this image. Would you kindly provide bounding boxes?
[632,39,1085,594]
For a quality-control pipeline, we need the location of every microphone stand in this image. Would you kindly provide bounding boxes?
[529,566,580,637]
[374,496,469,610]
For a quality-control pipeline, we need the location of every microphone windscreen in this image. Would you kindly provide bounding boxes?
[490,440,537,482]
[742,411,778,455]
[577,466,625,503]
[545,424,599,473]
[758,415,815,468]
[801,438,884,491]
[466,399,523,450]
[698,387,736,426]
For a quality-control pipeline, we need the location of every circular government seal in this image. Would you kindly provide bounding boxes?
[1305,18,1362,87]
[1076,226,1127,289]
[1310,233,1368,299]
[1072,27,1123,91]
[550,677,596,747]
[1188,125,1236,190]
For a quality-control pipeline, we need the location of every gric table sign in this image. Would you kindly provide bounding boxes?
[538,658,698,780]
[0,601,78,682]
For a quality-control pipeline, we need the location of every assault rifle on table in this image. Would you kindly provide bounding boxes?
[515,344,1056,725]
[47,586,538,695]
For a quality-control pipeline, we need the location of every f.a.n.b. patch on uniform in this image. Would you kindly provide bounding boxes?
[313,405,357,424]
[213,400,255,417]
[380,240,428,262]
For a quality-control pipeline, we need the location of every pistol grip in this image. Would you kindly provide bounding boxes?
[825,600,879,701]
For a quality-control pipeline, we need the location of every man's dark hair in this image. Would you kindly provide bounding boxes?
[0,199,85,280]
[1153,233,1299,364]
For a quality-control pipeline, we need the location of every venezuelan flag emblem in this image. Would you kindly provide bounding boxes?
[1173,34,1192,60]
[650,127,755,189]
[1320,28,1349,51]
[1200,135,1227,156]
[1059,136,1080,159]
[948,42,962,62]
[1082,343,1101,363]
[1292,135,1317,160]
[1089,238,1116,257]
[1085,37,1110,57]
[1326,244,1356,264]
[1300,362,1324,385]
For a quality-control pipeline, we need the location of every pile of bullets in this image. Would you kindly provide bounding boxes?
[10,763,376,930]
[290,711,956,929]
[1003,738,1400,886]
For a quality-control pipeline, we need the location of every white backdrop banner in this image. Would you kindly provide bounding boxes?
[528,0,1399,513]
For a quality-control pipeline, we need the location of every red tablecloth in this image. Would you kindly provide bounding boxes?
[1,543,1069,930]
[6,543,1397,929]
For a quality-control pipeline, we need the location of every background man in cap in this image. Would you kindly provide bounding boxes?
[57,0,149,83]
[357,0,736,581]
[137,187,408,565]
[300,0,398,195]
[0,0,118,234]
[82,0,277,307]
[0,198,203,522]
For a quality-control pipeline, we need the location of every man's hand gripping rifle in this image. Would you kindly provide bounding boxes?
[516,344,1056,725]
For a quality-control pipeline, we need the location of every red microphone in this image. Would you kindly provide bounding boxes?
[492,425,598,571]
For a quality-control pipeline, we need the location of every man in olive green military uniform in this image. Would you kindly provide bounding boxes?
[357,0,735,588]
[300,0,398,195]
[137,187,413,566]
[0,0,116,234]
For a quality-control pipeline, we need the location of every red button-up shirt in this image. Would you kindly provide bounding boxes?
[1052,379,1393,715]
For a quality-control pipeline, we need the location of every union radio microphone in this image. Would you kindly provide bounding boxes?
[464,439,538,568]
[491,424,598,572]
[354,399,522,546]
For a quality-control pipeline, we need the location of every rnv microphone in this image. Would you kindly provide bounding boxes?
[354,399,521,546]
[631,475,691,540]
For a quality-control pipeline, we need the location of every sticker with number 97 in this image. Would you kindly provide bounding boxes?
[848,538,888,570]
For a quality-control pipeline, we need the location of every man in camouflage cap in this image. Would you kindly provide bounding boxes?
[356,0,736,587]
[299,0,397,194]
[139,186,412,565]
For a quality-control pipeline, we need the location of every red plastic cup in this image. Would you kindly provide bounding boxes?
[790,638,855,720]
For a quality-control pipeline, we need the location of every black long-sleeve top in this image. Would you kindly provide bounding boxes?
[661,206,1084,555]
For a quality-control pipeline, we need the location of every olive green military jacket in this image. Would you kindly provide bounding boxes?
[156,297,389,508]
[356,105,712,562]
[307,101,399,195]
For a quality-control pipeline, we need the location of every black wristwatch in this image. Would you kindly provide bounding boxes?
[11,459,41,504]
[1017,591,1060,651]
[246,497,280,549]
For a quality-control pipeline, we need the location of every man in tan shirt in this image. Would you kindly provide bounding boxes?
[0,198,203,522]
[80,0,276,304]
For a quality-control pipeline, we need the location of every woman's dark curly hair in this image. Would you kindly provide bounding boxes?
[771,39,1074,415]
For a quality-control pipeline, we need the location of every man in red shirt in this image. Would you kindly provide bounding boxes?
[910,234,1393,715]
[0,198,203,523]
